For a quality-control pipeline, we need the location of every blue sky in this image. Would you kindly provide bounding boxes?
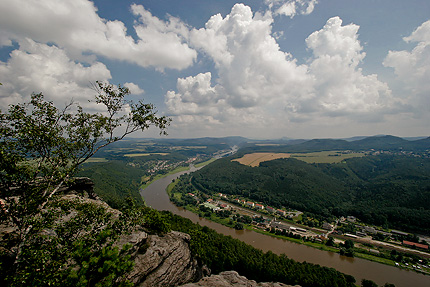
[0,0,429,139]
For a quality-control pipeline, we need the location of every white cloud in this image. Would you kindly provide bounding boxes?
[276,2,296,18]
[304,17,393,119]
[267,0,318,18]
[165,6,398,138]
[383,20,430,112]
[190,4,312,108]
[167,4,314,136]
[0,0,196,70]
[124,82,144,95]
[0,39,111,110]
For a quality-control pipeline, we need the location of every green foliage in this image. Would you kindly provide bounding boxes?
[1,198,139,286]
[361,279,379,287]
[143,208,171,234]
[326,236,335,247]
[164,211,356,287]
[344,239,354,249]
[78,161,144,208]
[0,83,170,285]
[190,155,430,233]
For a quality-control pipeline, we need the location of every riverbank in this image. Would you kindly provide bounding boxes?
[167,177,430,276]
[140,158,216,191]
[140,166,430,287]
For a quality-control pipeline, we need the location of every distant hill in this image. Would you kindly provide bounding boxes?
[349,135,409,150]
[239,135,429,153]
[404,136,430,150]
[190,153,430,234]
[99,135,429,155]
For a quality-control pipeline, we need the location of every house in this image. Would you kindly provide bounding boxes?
[187,193,196,197]
[403,240,429,250]
[246,201,255,208]
[266,206,274,213]
[219,203,228,209]
[203,202,219,211]
[276,209,286,216]
[363,226,377,234]
[295,227,307,233]
[392,230,409,237]
[346,216,356,223]
[255,203,264,210]
[322,222,333,231]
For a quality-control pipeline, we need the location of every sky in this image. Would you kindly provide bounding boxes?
[0,0,429,139]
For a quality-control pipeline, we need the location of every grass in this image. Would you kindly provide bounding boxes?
[141,158,216,191]
[355,253,395,266]
[84,157,108,163]
[290,151,365,164]
[124,152,169,157]
[195,158,217,168]
[140,166,189,190]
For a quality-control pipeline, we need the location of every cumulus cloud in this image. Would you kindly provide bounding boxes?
[167,4,312,131]
[0,0,196,70]
[124,82,144,95]
[383,20,430,111]
[165,6,397,137]
[0,39,111,110]
[265,0,318,18]
[306,17,393,119]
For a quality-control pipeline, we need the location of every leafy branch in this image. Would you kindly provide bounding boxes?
[0,82,170,273]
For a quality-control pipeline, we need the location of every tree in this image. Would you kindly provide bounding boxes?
[361,279,378,287]
[344,239,354,249]
[0,82,170,285]
[326,236,335,246]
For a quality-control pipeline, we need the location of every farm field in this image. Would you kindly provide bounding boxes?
[124,152,169,157]
[232,152,291,167]
[85,157,109,163]
[290,151,365,163]
[233,151,365,166]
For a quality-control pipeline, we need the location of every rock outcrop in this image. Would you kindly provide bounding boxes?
[1,178,298,287]
[123,231,204,287]
[180,271,299,287]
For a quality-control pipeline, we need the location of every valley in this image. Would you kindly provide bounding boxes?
[79,135,430,286]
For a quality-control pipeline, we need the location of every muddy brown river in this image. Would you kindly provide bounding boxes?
[141,168,430,287]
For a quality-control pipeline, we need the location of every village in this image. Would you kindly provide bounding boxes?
[180,190,430,274]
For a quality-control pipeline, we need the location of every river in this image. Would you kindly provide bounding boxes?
[140,167,430,287]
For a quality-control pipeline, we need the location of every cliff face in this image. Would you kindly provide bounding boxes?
[119,230,205,287]
[180,271,298,287]
[61,181,299,287]
[64,181,206,287]
[1,178,296,287]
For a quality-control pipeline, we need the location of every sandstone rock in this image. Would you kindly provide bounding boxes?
[125,231,203,287]
[180,271,300,287]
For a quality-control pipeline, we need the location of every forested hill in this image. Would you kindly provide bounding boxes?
[191,154,430,234]
[241,135,430,153]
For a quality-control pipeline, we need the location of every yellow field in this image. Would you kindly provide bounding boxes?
[124,153,169,157]
[232,153,291,167]
[233,151,365,166]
